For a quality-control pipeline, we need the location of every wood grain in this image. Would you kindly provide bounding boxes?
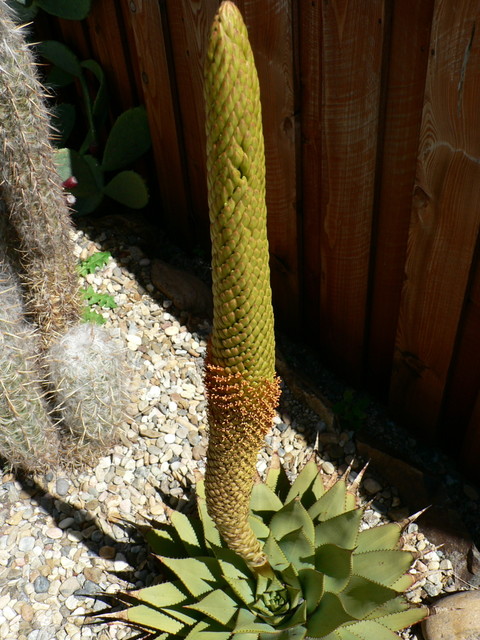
[299,0,322,336]
[121,0,190,241]
[366,0,434,393]
[85,1,136,111]
[164,0,214,248]
[390,0,480,434]
[317,0,385,378]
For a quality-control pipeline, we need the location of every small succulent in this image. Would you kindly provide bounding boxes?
[97,457,427,638]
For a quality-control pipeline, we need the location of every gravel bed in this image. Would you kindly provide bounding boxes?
[0,225,458,640]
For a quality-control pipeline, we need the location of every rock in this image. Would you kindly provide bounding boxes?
[33,575,50,594]
[20,603,35,622]
[59,575,81,597]
[83,567,103,584]
[45,527,63,540]
[55,478,70,496]
[419,506,480,589]
[422,590,480,639]
[363,477,382,495]
[18,536,35,552]
[99,546,116,560]
[151,259,213,318]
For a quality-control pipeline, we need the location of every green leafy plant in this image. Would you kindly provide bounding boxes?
[78,252,117,324]
[38,39,151,214]
[93,2,428,637]
[77,251,112,277]
[98,458,427,639]
[333,390,369,432]
[7,0,92,22]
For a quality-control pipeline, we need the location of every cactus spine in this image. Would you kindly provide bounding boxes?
[204,1,280,570]
[0,1,81,348]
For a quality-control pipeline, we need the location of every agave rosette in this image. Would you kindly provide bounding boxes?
[99,457,427,639]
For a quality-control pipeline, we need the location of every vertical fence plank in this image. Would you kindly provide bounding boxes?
[121,0,191,241]
[461,391,480,480]
[366,0,434,393]
[390,0,480,434]
[317,0,385,378]
[164,0,214,247]
[440,254,480,450]
[300,0,322,336]
[86,0,136,111]
[237,0,300,329]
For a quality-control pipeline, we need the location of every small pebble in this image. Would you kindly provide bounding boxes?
[33,575,50,594]
[55,478,70,496]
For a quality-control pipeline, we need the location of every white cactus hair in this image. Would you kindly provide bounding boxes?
[46,323,126,454]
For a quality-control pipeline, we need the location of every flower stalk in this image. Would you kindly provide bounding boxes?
[203,0,280,570]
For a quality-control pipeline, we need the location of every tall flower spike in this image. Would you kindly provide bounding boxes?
[204,1,280,570]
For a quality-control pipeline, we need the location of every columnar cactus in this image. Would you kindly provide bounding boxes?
[203,0,280,570]
[0,231,59,471]
[0,1,81,347]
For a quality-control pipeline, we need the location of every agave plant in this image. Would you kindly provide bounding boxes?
[99,456,427,638]
[93,2,427,637]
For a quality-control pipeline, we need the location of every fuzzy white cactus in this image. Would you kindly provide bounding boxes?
[46,324,126,454]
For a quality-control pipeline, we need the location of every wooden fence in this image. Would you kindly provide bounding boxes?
[47,0,480,480]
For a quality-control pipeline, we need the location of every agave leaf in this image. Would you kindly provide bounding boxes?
[277,529,315,569]
[306,592,355,638]
[375,605,428,630]
[352,550,414,588]
[355,523,402,553]
[250,483,284,522]
[234,621,277,635]
[232,607,270,638]
[126,581,189,608]
[262,533,289,571]
[336,619,401,640]
[264,453,290,500]
[185,619,233,640]
[277,600,307,629]
[159,556,220,597]
[197,493,223,548]
[297,568,324,615]
[270,500,315,545]
[249,513,271,541]
[187,589,239,627]
[121,603,185,634]
[315,544,352,592]
[271,627,307,640]
[169,510,204,556]
[279,563,302,590]
[338,575,398,620]
[389,574,414,592]
[215,549,252,580]
[285,460,323,507]
[144,525,186,558]
[365,594,416,619]
[315,508,363,549]
[308,480,348,523]
[223,574,255,606]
